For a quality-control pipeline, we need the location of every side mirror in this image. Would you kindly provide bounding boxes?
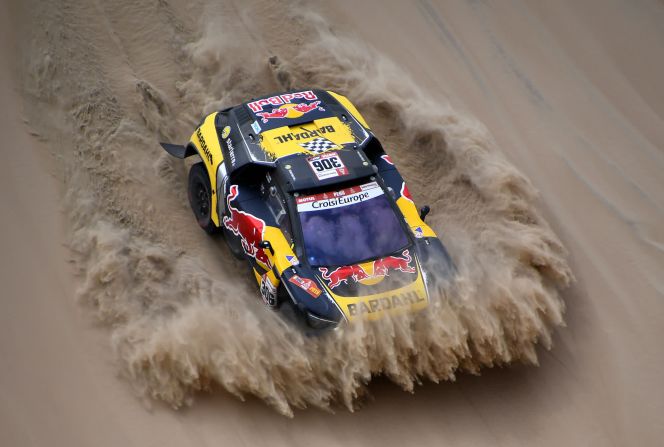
[419,205,431,221]
[259,240,275,255]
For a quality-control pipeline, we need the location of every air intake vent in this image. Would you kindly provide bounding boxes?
[234,106,252,125]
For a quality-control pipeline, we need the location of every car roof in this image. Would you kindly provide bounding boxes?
[217,89,373,179]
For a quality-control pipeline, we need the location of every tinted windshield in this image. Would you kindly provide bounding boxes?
[297,182,409,267]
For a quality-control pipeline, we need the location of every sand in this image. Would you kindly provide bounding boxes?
[0,0,662,445]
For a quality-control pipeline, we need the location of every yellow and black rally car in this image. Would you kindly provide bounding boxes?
[160,89,454,330]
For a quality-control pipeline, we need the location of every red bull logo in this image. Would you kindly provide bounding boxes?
[319,264,370,289]
[318,250,416,289]
[372,250,416,276]
[256,101,325,123]
[247,90,318,113]
[222,185,271,269]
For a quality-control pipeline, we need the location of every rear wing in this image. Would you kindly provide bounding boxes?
[159,142,195,159]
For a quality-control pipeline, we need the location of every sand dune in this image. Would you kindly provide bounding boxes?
[1,0,662,445]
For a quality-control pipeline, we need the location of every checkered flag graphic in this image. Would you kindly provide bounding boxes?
[299,137,340,154]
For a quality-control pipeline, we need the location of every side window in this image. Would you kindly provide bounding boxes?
[266,185,293,244]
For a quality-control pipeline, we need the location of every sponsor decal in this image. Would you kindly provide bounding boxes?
[226,138,236,166]
[221,125,231,139]
[381,154,394,165]
[347,291,425,316]
[251,120,261,134]
[288,275,322,298]
[296,181,382,212]
[318,249,417,289]
[286,255,299,266]
[273,125,336,144]
[299,137,340,154]
[260,273,278,307]
[196,127,213,164]
[247,90,318,113]
[414,226,424,238]
[222,185,271,269]
[306,152,348,181]
[256,100,325,123]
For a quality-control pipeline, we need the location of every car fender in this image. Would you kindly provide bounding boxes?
[187,113,225,226]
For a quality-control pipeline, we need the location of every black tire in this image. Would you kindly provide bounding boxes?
[188,162,219,235]
[223,226,246,260]
[276,283,291,309]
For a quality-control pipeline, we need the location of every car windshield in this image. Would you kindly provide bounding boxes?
[297,181,410,267]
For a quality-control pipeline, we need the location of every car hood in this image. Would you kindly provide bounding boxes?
[314,248,429,321]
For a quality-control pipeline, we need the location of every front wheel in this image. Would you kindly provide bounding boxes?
[187,162,219,235]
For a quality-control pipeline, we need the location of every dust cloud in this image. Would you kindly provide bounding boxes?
[21,0,571,416]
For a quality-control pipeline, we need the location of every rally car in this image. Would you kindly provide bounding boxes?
[160,89,454,330]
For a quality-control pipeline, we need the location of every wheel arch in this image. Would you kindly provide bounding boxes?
[187,112,225,226]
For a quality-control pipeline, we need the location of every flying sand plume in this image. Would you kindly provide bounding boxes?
[24,0,572,416]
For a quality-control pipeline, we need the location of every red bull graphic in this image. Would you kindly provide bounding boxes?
[319,264,370,289]
[247,90,318,113]
[372,250,417,276]
[222,185,271,269]
[381,154,394,165]
[401,182,413,202]
[256,101,325,123]
[318,250,416,290]
[256,107,288,122]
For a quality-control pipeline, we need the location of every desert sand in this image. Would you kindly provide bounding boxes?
[0,0,662,446]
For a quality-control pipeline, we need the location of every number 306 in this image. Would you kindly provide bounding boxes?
[312,157,341,171]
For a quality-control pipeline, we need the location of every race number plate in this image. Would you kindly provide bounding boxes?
[260,273,278,308]
[307,152,349,181]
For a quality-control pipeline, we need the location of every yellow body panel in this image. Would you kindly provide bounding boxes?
[261,226,298,275]
[259,117,356,160]
[253,268,278,287]
[189,112,224,225]
[396,196,437,238]
[251,225,299,289]
[326,268,429,321]
[327,91,370,129]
